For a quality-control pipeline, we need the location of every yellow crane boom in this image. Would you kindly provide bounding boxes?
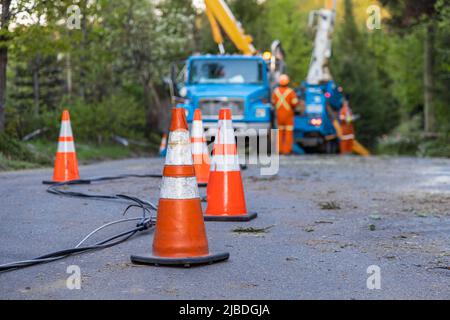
[205,7,225,54]
[204,0,257,55]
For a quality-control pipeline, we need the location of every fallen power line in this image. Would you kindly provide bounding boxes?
[0,174,162,273]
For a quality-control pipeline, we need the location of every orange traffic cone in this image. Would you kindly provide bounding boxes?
[131,108,229,267]
[204,108,257,222]
[191,109,210,187]
[159,133,167,157]
[46,110,80,183]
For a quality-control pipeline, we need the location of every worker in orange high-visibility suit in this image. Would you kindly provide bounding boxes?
[272,74,299,155]
[339,97,355,154]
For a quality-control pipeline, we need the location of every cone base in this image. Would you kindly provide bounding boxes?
[130,251,229,267]
[204,212,257,222]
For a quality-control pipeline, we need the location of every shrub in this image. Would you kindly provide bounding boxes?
[0,133,35,161]
[376,116,450,158]
[0,133,51,165]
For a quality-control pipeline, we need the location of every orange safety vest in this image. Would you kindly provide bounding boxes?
[339,103,354,140]
[272,87,298,112]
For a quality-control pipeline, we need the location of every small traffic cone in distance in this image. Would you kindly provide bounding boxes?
[159,133,168,157]
[131,108,229,267]
[44,110,80,184]
[191,109,210,187]
[205,108,257,222]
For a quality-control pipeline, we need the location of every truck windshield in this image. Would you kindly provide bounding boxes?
[189,59,263,84]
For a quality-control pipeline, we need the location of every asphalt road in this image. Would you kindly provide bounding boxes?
[0,156,449,299]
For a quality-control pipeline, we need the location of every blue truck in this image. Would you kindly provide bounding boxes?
[177,55,273,139]
[294,80,343,154]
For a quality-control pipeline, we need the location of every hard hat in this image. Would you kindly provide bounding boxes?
[279,74,290,86]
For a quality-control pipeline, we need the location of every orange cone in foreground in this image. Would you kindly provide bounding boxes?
[51,110,80,183]
[191,109,210,186]
[204,108,257,222]
[131,108,229,267]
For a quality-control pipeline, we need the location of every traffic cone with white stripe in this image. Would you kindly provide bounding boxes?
[205,108,257,221]
[131,108,229,267]
[46,110,80,183]
[191,109,210,187]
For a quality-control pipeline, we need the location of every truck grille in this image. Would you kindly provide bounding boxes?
[198,98,245,119]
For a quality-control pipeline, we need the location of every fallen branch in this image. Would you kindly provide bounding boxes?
[22,128,48,141]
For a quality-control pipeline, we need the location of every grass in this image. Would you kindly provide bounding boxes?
[0,137,156,172]
[375,120,450,158]
[31,140,141,163]
[0,153,43,171]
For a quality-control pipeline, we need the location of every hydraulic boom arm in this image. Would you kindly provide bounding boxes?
[204,0,257,55]
[306,0,337,84]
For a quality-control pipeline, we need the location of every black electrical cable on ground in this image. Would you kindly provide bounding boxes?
[45,173,162,206]
[0,173,162,273]
[43,173,162,185]
[0,225,143,272]
[0,207,155,272]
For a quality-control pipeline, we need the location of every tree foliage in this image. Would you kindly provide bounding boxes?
[2,0,195,140]
[0,0,448,157]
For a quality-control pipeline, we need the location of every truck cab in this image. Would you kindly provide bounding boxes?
[177,55,272,138]
[294,80,343,153]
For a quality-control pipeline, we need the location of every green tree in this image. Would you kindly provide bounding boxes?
[332,0,397,146]
[1,0,66,134]
[432,0,450,134]
[0,0,11,132]
[380,0,439,133]
[100,0,194,133]
[263,0,312,83]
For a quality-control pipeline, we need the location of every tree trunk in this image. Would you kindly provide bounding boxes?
[66,53,73,96]
[0,47,7,133]
[32,56,40,117]
[424,23,435,133]
[148,80,168,133]
[0,0,12,133]
[142,80,157,135]
[79,1,88,99]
